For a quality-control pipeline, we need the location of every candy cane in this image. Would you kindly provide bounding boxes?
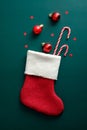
[57,44,69,56]
[53,26,71,55]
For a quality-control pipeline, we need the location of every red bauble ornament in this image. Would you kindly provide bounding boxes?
[42,42,52,53]
[49,12,61,22]
[33,24,44,34]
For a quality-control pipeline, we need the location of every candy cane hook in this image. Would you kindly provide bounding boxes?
[57,44,69,56]
[53,26,71,55]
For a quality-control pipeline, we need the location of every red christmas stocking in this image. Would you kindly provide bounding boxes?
[20,50,64,116]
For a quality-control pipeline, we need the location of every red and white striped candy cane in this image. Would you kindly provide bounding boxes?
[53,26,71,55]
[57,44,69,56]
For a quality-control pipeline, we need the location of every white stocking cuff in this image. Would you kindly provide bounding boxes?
[25,50,61,80]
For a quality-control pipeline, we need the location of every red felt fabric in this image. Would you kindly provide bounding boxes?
[20,75,64,116]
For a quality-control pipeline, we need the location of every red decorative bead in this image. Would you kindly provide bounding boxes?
[69,53,73,57]
[30,16,34,19]
[73,37,77,41]
[24,44,28,48]
[33,24,44,35]
[24,32,27,36]
[49,12,61,22]
[50,33,55,37]
[42,42,52,53]
[65,11,69,15]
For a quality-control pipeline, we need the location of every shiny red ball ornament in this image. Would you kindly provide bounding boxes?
[42,42,52,53]
[33,24,44,35]
[49,12,61,22]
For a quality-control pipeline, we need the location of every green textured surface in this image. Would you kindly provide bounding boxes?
[0,0,87,129]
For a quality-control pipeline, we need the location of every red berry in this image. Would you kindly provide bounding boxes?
[42,43,52,53]
[33,24,44,35]
[49,12,61,22]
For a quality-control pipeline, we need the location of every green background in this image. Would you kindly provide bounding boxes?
[0,0,87,129]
